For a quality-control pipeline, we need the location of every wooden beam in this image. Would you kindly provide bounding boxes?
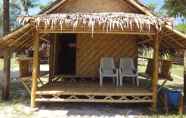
[2,48,11,100]
[137,36,153,45]
[19,38,33,49]
[152,31,159,112]
[127,0,154,16]
[9,28,32,47]
[1,24,31,41]
[31,30,40,108]
[38,29,156,35]
[169,36,185,48]
[166,25,186,40]
[42,0,67,14]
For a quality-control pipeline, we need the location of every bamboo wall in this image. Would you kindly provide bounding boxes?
[76,34,138,77]
[53,0,143,14]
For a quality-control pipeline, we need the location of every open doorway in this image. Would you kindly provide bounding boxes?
[55,34,76,75]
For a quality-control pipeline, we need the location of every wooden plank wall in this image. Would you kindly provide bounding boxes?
[76,34,138,77]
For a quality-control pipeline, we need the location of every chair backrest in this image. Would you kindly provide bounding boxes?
[101,57,115,70]
[145,59,153,75]
[120,58,135,72]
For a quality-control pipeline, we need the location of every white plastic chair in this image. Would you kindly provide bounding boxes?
[99,57,118,87]
[119,58,139,87]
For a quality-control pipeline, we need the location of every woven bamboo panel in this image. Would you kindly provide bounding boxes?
[54,0,143,14]
[76,34,138,77]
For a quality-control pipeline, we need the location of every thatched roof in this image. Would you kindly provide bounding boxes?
[0,0,186,52]
[17,13,173,34]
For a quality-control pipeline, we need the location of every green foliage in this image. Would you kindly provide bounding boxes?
[145,2,157,12]
[9,0,43,29]
[0,7,2,27]
[176,23,186,34]
[39,0,55,11]
[145,1,166,16]
[11,0,39,15]
[163,0,186,18]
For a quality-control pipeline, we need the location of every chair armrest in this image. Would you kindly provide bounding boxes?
[99,66,102,73]
[113,69,116,73]
[133,69,137,73]
[120,68,123,72]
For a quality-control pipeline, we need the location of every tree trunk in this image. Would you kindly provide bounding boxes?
[184,50,186,101]
[2,0,11,100]
[3,0,10,35]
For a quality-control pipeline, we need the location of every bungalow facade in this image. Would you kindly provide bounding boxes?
[0,0,186,112]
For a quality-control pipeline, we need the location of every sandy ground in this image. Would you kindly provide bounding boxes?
[0,80,152,118]
[0,65,152,118]
[0,96,151,118]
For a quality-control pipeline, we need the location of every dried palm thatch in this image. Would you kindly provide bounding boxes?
[17,12,173,34]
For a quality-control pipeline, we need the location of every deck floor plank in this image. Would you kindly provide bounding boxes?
[37,80,152,96]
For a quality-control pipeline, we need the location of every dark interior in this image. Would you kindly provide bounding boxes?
[55,34,76,75]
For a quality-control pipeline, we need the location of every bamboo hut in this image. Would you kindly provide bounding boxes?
[1,0,186,112]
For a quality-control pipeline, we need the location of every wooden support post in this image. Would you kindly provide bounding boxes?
[53,34,57,76]
[184,50,186,102]
[152,31,159,112]
[49,38,54,82]
[31,31,40,108]
[2,48,11,100]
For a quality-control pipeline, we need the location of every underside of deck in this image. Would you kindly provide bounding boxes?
[36,79,153,103]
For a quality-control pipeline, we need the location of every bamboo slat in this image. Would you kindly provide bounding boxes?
[0,24,31,41]
[76,34,137,77]
[9,28,33,47]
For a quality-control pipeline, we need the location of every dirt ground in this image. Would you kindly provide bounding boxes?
[0,65,185,118]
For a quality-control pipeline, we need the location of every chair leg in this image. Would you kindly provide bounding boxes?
[112,77,115,85]
[120,76,123,87]
[136,77,139,87]
[100,75,103,87]
[116,77,119,87]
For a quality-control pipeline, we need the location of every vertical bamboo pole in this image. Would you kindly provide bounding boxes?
[31,30,40,108]
[2,48,11,100]
[53,34,57,76]
[49,39,54,82]
[152,31,159,112]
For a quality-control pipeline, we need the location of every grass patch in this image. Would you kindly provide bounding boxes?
[171,65,184,78]
[138,64,184,78]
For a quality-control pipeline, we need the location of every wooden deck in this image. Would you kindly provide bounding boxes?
[36,79,153,103]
